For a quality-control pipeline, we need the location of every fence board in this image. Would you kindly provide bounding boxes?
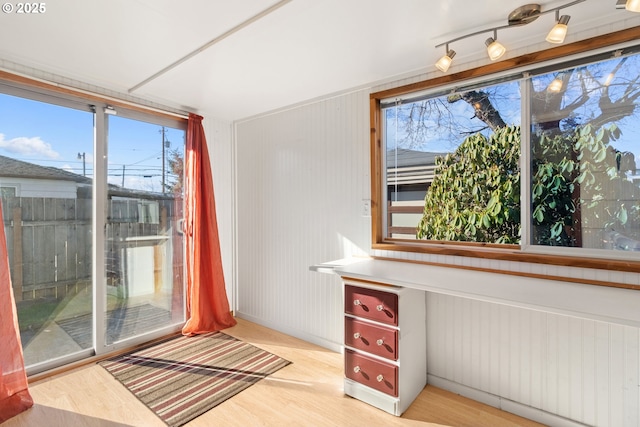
[22,224,34,287]
[44,197,56,221]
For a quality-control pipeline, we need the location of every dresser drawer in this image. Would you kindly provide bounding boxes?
[345,349,398,397]
[345,285,398,326]
[345,317,398,361]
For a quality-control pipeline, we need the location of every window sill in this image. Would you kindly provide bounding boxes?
[373,241,640,276]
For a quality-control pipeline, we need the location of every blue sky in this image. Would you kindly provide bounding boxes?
[385,81,522,154]
[0,92,184,192]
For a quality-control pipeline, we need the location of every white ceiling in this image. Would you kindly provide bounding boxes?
[0,0,638,121]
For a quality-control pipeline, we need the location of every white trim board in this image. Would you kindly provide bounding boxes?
[427,375,588,427]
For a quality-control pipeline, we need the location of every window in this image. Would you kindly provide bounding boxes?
[372,32,640,270]
[383,79,521,243]
[528,58,640,256]
[0,186,17,198]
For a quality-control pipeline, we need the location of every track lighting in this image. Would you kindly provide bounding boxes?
[434,1,587,73]
[546,12,571,44]
[435,46,456,72]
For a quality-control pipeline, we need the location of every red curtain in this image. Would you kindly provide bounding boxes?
[0,202,33,422]
[182,113,236,336]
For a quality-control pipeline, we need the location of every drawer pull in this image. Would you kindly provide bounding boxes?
[353,366,361,374]
[376,374,384,382]
[353,299,369,312]
[376,304,394,319]
[353,332,361,339]
[376,339,384,346]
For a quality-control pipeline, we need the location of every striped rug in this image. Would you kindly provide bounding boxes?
[100,331,291,427]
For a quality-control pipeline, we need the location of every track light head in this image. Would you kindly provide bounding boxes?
[435,49,456,72]
[485,36,506,61]
[546,14,570,43]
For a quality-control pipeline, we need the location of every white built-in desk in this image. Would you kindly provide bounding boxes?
[312,257,640,416]
[332,258,640,328]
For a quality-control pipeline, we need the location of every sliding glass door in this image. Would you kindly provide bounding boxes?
[1,83,187,371]
[100,112,185,350]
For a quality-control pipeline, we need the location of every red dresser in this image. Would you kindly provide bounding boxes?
[342,279,426,416]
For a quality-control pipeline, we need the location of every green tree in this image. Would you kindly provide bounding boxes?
[417,125,521,243]
[532,123,640,247]
[416,121,640,246]
[165,148,184,194]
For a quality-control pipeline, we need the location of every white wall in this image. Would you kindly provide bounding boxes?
[233,92,370,349]
[202,116,235,307]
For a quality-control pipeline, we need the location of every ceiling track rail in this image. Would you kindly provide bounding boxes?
[128,0,293,94]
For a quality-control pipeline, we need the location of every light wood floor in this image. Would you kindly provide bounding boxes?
[5,318,545,427]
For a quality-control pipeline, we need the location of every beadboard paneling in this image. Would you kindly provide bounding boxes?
[427,293,640,426]
[202,116,235,306]
[234,91,370,348]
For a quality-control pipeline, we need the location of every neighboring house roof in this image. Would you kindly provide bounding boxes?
[386,149,447,187]
[109,185,176,201]
[0,154,176,200]
[386,148,445,169]
[0,154,92,184]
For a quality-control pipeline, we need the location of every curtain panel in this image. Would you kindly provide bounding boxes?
[0,201,33,422]
[182,113,236,335]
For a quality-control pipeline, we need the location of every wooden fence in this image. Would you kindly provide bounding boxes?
[387,202,423,237]
[1,195,182,302]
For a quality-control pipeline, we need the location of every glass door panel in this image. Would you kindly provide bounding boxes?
[0,92,94,369]
[104,114,185,346]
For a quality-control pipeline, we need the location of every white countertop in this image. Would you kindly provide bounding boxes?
[309,257,373,274]
[329,258,640,328]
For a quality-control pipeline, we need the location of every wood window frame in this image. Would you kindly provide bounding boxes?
[370,26,640,276]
